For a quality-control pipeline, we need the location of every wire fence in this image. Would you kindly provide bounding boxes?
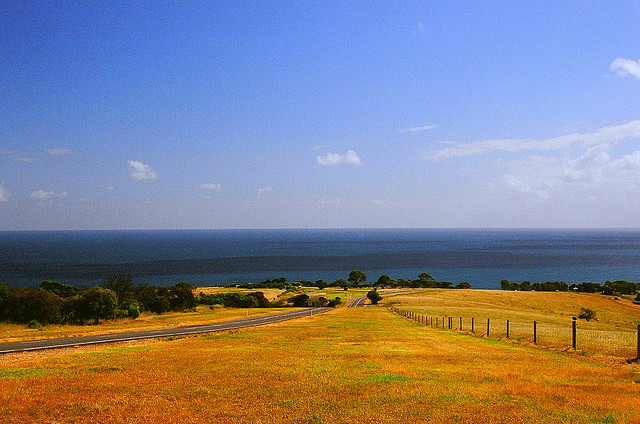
[390,306,640,360]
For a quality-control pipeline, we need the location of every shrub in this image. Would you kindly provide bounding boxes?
[328,297,342,307]
[578,307,596,321]
[290,294,309,307]
[367,290,382,305]
[27,319,42,329]
[120,299,141,319]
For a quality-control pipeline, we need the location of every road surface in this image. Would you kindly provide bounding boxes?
[348,296,367,307]
[0,307,331,354]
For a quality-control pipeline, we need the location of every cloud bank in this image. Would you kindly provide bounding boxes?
[317,150,362,166]
[128,160,157,180]
[425,120,640,160]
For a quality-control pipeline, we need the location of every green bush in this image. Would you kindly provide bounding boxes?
[366,290,382,305]
[27,319,43,329]
[578,307,596,321]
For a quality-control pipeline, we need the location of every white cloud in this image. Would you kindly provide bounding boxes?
[47,148,72,155]
[316,150,362,166]
[425,120,640,160]
[200,183,223,191]
[503,156,558,201]
[256,187,273,198]
[0,184,9,202]
[128,160,157,180]
[29,190,67,201]
[610,58,640,79]
[562,144,610,184]
[321,197,340,205]
[400,124,436,133]
[1,149,35,162]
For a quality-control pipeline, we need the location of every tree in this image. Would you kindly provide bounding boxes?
[418,272,435,282]
[0,284,10,321]
[315,280,328,290]
[290,294,309,307]
[104,274,135,304]
[169,281,196,311]
[455,282,471,289]
[4,287,63,325]
[348,270,367,286]
[377,274,392,288]
[40,280,80,298]
[70,287,118,324]
[366,289,382,305]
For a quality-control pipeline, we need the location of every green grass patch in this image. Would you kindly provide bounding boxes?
[0,367,53,379]
[362,374,411,383]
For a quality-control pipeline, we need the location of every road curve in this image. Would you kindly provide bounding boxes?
[0,307,332,354]
[348,296,367,307]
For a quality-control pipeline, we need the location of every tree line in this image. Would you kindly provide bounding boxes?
[233,271,471,290]
[500,279,640,298]
[0,276,197,326]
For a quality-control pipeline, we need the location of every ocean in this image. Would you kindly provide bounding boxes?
[1,229,639,289]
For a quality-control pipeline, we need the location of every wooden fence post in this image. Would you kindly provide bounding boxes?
[472,317,475,333]
[487,318,490,337]
[534,321,537,344]
[430,316,433,327]
[460,317,463,331]
[506,320,510,339]
[572,317,577,350]
[636,324,640,362]
[442,316,445,329]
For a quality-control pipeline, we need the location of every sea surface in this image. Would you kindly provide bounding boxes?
[1,229,639,289]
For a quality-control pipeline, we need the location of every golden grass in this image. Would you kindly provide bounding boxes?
[1,306,639,423]
[0,306,287,343]
[384,289,640,358]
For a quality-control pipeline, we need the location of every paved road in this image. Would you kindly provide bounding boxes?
[348,296,367,307]
[0,307,331,354]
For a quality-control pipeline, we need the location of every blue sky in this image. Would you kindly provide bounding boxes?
[1,1,640,229]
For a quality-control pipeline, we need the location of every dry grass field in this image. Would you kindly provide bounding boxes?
[384,289,640,358]
[1,302,639,423]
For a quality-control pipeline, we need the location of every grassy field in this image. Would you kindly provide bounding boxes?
[1,298,640,423]
[382,289,640,358]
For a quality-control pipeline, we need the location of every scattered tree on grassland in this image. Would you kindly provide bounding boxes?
[367,289,382,305]
[348,270,367,286]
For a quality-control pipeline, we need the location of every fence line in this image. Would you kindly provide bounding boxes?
[389,306,640,360]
